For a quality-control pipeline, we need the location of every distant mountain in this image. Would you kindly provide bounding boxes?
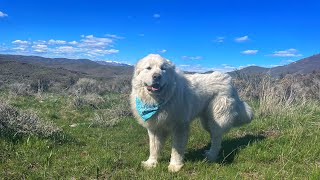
[95,60,132,67]
[231,54,320,77]
[0,59,84,86]
[0,54,133,78]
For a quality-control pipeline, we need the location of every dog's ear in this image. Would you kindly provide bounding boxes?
[133,65,141,77]
[166,59,176,70]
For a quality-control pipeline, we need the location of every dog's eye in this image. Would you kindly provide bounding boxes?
[160,66,166,70]
[146,67,151,70]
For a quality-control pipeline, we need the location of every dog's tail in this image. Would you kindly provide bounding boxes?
[234,101,254,127]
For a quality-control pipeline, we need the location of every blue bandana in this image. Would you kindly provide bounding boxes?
[135,97,161,121]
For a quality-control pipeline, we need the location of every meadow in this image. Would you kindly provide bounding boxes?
[1,73,320,179]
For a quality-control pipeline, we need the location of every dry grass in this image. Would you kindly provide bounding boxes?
[8,83,32,96]
[90,94,132,127]
[232,72,320,116]
[0,101,60,137]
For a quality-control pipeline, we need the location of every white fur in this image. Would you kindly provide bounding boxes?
[130,54,253,172]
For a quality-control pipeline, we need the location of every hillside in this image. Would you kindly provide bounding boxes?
[0,60,85,87]
[0,54,133,78]
[232,54,320,77]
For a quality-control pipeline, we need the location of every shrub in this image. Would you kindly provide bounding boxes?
[0,102,60,137]
[71,78,102,95]
[30,78,50,93]
[89,94,132,127]
[232,72,320,116]
[103,76,132,94]
[72,93,105,109]
[8,83,32,96]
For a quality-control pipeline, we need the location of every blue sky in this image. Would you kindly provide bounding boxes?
[0,0,319,72]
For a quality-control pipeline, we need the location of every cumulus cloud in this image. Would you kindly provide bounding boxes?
[0,11,8,17]
[241,49,258,54]
[78,35,113,48]
[12,40,29,45]
[181,56,203,60]
[48,39,67,45]
[32,44,48,53]
[53,46,79,54]
[178,63,259,73]
[235,35,249,42]
[158,49,167,53]
[270,48,302,57]
[214,37,225,43]
[153,14,160,18]
[12,40,30,52]
[7,34,121,58]
[68,41,78,45]
[86,49,119,56]
[105,34,124,39]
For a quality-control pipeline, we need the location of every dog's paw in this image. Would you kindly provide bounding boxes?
[141,159,157,169]
[168,163,183,172]
[204,150,218,162]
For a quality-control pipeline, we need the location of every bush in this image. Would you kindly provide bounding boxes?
[0,102,60,137]
[72,93,105,109]
[103,76,132,94]
[89,94,132,127]
[71,78,102,95]
[232,72,320,116]
[8,83,32,96]
[30,78,50,93]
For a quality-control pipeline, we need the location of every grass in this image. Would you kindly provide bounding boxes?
[0,91,319,179]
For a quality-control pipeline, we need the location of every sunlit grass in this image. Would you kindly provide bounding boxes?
[0,92,319,179]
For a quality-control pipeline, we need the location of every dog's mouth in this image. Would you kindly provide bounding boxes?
[146,83,163,93]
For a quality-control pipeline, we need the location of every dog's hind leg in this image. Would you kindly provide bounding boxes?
[200,116,222,162]
[142,129,168,169]
[203,95,236,161]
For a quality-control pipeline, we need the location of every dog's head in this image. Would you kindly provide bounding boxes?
[132,54,176,96]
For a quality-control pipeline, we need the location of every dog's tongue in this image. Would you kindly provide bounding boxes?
[147,84,160,91]
[151,86,159,91]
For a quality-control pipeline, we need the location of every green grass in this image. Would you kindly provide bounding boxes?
[1,92,319,179]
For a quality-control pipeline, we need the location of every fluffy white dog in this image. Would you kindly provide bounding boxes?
[130,54,253,172]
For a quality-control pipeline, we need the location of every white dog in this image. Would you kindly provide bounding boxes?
[130,54,253,172]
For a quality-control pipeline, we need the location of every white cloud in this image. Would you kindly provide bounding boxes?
[241,49,258,54]
[48,39,67,45]
[271,48,302,57]
[33,40,47,45]
[12,40,29,45]
[214,37,225,43]
[158,49,167,53]
[105,34,124,39]
[178,63,259,73]
[68,41,78,45]
[86,49,119,56]
[138,33,145,37]
[6,34,121,58]
[182,56,203,60]
[12,40,30,51]
[53,46,79,53]
[13,47,27,51]
[0,11,8,17]
[280,59,294,64]
[153,14,160,18]
[235,35,249,42]
[32,44,48,53]
[78,35,113,48]
[179,64,190,67]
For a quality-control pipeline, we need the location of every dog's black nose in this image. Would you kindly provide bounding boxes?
[152,73,161,81]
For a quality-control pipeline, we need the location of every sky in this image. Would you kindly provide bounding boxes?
[0,0,320,72]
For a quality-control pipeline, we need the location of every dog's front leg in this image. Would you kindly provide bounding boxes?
[168,125,189,172]
[142,129,166,169]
